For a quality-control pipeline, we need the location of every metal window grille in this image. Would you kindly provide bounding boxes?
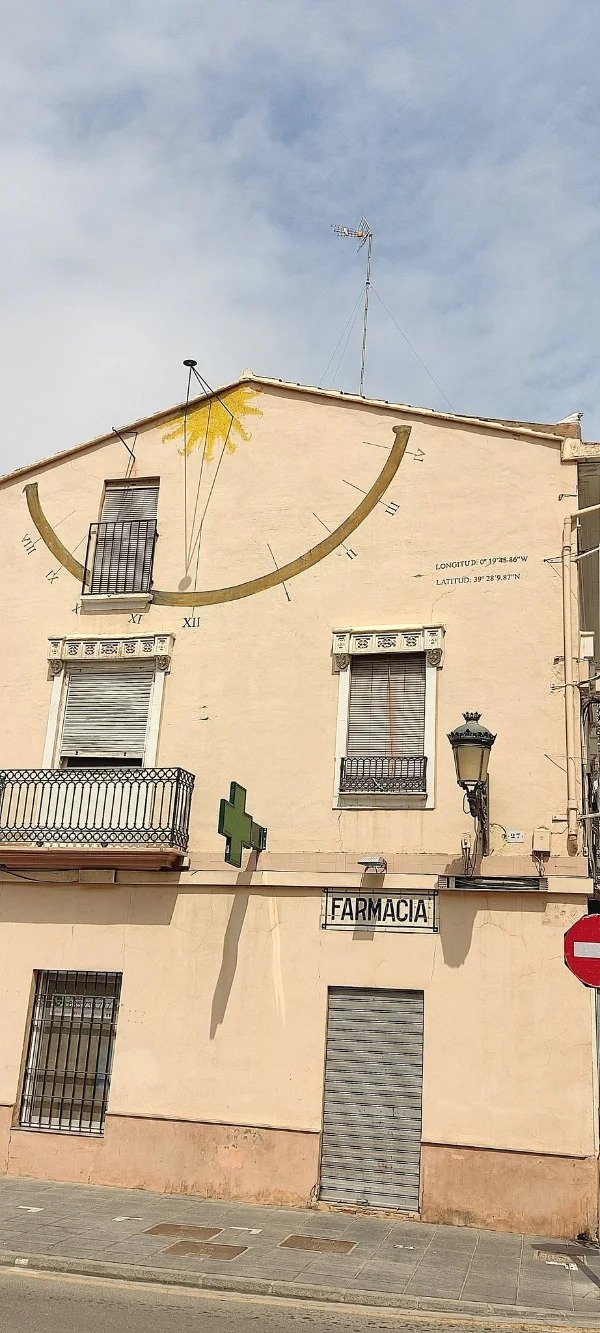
[85,520,158,595]
[19,971,122,1135]
[340,754,427,793]
[83,481,159,596]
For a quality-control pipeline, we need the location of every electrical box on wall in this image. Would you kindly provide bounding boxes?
[505,830,524,844]
[580,631,595,661]
[532,827,551,855]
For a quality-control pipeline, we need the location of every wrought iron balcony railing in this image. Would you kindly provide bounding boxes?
[83,519,158,596]
[0,768,194,851]
[340,755,427,794]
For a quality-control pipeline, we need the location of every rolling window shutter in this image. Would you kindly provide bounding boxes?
[100,482,159,524]
[347,654,425,757]
[60,664,155,760]
[91,483,159,595]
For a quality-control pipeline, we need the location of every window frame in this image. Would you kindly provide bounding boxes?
[332,626,442,810]
[43,635,173,769]
[80,476,160,613]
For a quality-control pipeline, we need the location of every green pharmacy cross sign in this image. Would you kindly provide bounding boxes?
[218,781,267,868]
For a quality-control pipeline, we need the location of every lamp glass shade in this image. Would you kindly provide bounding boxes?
[447,712,496,788]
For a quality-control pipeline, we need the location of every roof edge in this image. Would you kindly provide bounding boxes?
[0,371,567,487]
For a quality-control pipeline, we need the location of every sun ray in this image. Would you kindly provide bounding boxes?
[162,386,263,462]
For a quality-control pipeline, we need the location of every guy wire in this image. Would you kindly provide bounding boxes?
[183,362,193,566]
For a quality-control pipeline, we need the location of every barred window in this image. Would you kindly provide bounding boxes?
[19,971,121,1135]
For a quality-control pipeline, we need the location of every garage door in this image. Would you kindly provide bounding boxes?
[319,987,424,1211]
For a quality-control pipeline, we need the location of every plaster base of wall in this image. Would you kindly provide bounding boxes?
[421,1142,599,1239]
[1,1109,320,1207]
[0,1108,596,1238]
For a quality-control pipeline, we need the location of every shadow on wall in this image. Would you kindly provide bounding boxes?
[438,890,550,968]
[0,883,179,927]
[210,851,259,1040]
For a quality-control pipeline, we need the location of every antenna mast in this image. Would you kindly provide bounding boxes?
[332,218,373,396]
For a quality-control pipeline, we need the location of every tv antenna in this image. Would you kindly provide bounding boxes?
[332,218,373,396]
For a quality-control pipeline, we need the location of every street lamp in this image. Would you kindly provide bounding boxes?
[447,712,496,858]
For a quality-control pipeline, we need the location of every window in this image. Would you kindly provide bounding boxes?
[43,636,173,771]
[87,480,159,596]
[58,663,155,767]
[19,971,121,1134]
[332,626,443,808]
[341,654,426,796]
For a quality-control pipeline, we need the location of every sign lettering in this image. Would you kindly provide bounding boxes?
[323,890,437,933]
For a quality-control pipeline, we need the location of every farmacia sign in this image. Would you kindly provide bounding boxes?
[322,890,437,933]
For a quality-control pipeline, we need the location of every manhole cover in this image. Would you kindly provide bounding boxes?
[280,1234,356,1255]
[145,1224,221,1240]
[163,1241,247,1260]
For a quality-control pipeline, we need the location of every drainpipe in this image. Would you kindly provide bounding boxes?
[562,502,600,852]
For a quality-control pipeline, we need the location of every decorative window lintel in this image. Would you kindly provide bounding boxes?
[332,624,444,672]
[48,633,174,676]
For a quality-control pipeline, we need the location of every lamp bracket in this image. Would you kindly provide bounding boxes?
[459,778,490,861]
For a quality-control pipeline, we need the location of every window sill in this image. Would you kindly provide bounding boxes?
[15,1123,104,1137]
[80,592,153,615]
[334,793,431,811]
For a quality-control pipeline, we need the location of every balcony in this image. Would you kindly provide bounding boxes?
[0,767,194,869]
[81,520,158,613]
[340,755,427,795]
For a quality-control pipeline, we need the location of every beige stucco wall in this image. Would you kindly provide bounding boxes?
[0,881,593,1160]
[0,383,580,865]
[0,383,595,1231]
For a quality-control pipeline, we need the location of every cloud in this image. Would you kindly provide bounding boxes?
[1,0,600,472]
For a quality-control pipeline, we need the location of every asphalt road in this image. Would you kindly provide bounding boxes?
[0,1268,570,1333]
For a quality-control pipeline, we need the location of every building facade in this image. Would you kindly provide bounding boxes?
[0,373,598,1238]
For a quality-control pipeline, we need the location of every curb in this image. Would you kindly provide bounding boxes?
[0,1249,599,1328]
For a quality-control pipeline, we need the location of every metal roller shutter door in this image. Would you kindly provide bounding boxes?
[320,987,424,1211]
[347,655,425,757]
[60,664,155,759]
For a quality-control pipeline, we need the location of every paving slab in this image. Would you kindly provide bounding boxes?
[0,1175,598,1324]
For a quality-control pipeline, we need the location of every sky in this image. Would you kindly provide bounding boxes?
[2,0,600,471]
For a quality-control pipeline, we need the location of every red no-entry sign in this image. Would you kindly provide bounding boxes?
[564,914,600,987]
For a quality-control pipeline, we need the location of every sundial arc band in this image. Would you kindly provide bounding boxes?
[23,424,411,606]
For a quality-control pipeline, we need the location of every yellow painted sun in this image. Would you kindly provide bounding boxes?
[162,386,263,462]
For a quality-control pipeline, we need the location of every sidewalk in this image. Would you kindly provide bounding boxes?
[0,1175,599,1323]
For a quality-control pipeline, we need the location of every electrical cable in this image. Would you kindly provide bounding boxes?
[185,397,214,579]
[371,285,455,411]
[318,288,365,388]
[328,300,363,387]
[0,863,78,883]
[190,416,235,589]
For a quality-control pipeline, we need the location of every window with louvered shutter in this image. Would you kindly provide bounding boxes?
[347,654,425,757]
[90,481,159,595]
[59,664,155,763]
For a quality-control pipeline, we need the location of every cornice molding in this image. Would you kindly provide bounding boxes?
[332,624,444,671]
[47,633,175,673]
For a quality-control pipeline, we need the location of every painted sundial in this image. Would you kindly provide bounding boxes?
[23,380,412,606]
